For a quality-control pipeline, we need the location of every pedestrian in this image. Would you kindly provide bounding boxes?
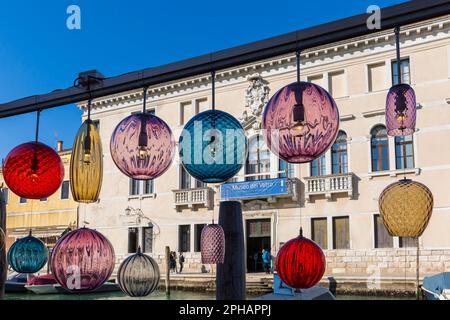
[262,247,271,274]
[179,252,185,273]
[169,251,176,273]
[173,251,178,273]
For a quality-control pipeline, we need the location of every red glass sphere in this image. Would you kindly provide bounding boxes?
[262,82,339,163]
[50,228,115,292]
[2,142,64,199]
[385,83,416,136]
[110,113,175,180]
[276,234,326,289]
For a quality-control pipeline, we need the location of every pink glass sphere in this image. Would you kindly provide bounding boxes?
[385,83,416,136]
[2,142,64,199]
[262,81,339,163]
[201,224,225,264]
[110,113,175,180]
[50,228,115,292]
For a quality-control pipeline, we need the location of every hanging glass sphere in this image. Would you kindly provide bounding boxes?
[70,120,103,203]
[276,232,326,289]
[262,81,339,163]
[379,178,433,237]
[200,224,225,264]
[179,110,247,183]
[385,84,416,136]
[2,142,64,199]
[117,247,160,297]
[50,228,115,292]
[7,231,48,274]
[110,113,175,180]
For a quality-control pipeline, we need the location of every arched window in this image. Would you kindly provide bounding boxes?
[310,154,326,177]
[332,131,348,174]
[371,125,389,172]
[246,135,271,181]
[395,135,414,169]
[279,159,294,178]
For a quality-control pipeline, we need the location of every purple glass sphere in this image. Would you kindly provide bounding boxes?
[262,81,340,163]
[50,228,115,292]
[385,83,416,136]
[110,113,175,180]
[200,224,225,264]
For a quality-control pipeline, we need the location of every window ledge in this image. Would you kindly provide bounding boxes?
[368,168,420,179]
[128,194,156,201]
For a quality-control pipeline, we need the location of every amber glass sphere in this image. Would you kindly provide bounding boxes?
[262,81,339,163]
[110,113,175,180]
[50,228,115,292]
[379,178,433,237]
[276,234,326,289]
[2,142,64,199]
[70,120,103,203]
[117,248,160,297]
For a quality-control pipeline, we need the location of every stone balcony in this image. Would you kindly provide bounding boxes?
[173,187,213,212]
[304,172,355,202]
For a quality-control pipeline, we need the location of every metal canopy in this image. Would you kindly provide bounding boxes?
[0,0,449,118]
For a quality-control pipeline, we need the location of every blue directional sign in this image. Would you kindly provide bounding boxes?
[220,178,288,200]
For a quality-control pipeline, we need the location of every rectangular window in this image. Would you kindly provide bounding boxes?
[142,226,153,253]
[61,181,70,199]
[333,216,350,249]
[180,101,192,125]
[311,218,328,250]
[40,198,48,202]
[395,136,414,170]
[368,62,386,92]
[195,179,206,188]
[180,166,191,189]
[128,227,139,253]
[371,139,389,172]
[179,225,191,252]
[129,179,140,196]
[399,237,419,248]
[307,74,325,88]
[311,154,326,177]
[374,214,393,248]
[19,197,27,204]
[279,160,294,178]
[392,58,410,85]
[143,180,154,194]
[194,224,206,252]
[3,188,8,205]
[196,98,208,114]
[328,71,346,98]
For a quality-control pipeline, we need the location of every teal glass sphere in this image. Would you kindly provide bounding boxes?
[8,232,48,273]
[179,110,247,183]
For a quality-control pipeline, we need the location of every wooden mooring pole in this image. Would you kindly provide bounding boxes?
[165,246,170,297]
[0,188,7,300]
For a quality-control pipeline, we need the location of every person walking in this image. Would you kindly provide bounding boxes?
[262,248,271,274]
[169,251,176,273]
[173,251,178,273]
[179,252,185,273]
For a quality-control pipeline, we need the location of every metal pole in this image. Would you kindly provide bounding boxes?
[0,188,7,300]
[416,239,420,300]
[165,246,170,298]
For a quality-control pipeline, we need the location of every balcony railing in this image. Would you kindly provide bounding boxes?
[173,187,213,211]
[304,172,354,202]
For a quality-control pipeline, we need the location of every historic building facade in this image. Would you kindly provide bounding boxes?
[0,142,78,250]
[81,14,450,287]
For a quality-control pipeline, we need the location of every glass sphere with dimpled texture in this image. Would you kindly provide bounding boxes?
[8,231,48,274]
[262,81,339,163]
[110,113,175,180]
[385,83,416,136]
[178,109,247,184]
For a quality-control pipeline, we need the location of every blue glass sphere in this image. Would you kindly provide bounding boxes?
[8,232,48,273]
[179,110,247,183]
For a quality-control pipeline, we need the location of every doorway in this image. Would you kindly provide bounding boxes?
[246,219,271,273]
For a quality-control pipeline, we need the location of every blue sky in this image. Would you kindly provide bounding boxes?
[0,0,406,159]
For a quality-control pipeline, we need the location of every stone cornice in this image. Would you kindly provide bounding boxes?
[80,15,450,114]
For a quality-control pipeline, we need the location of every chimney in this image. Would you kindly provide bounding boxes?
[57,140,63,152]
